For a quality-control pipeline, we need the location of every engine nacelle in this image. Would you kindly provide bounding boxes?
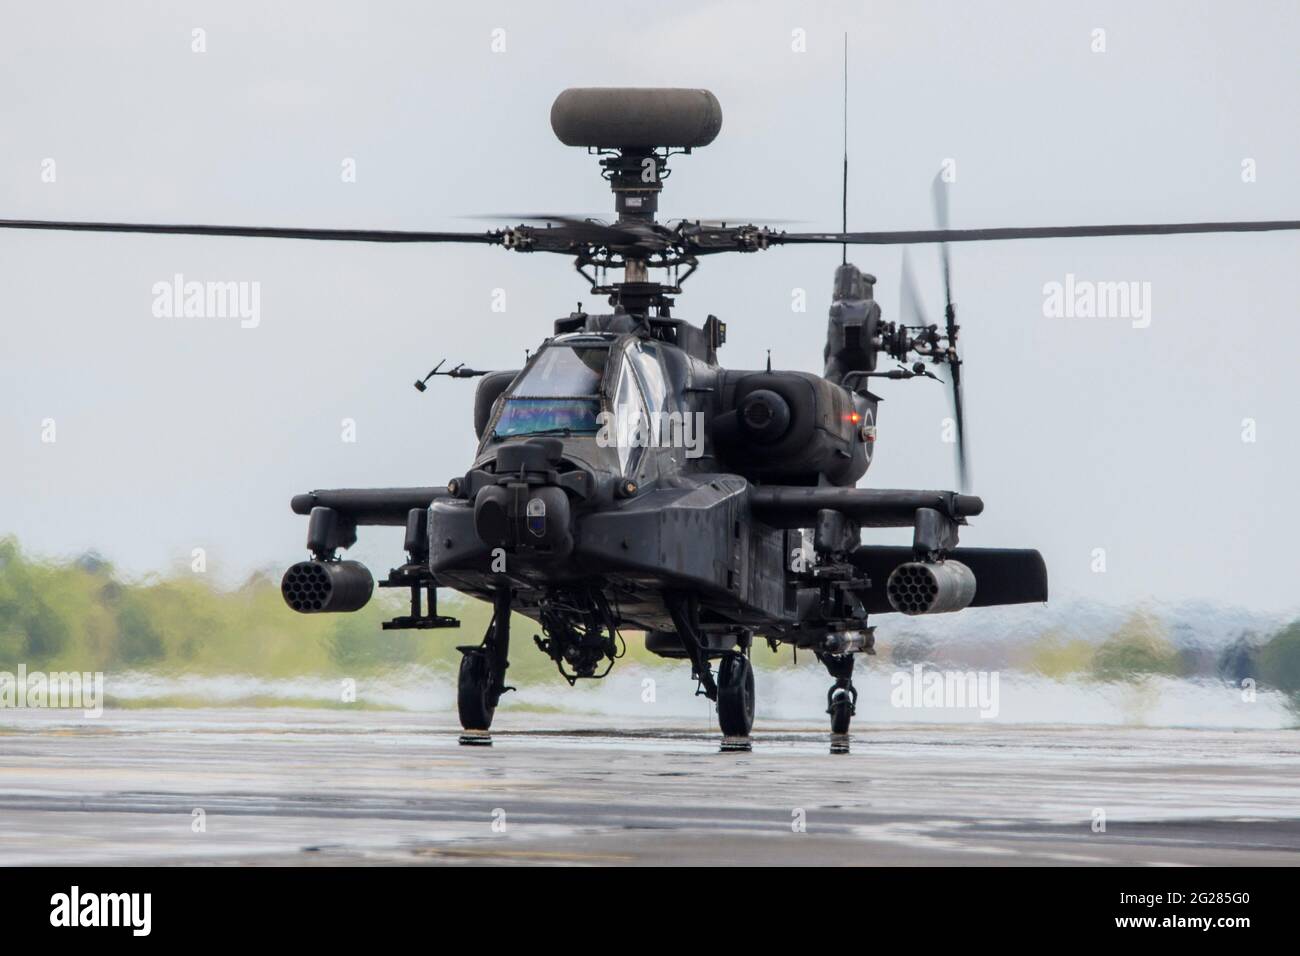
[712,370,872,486]
[886,560,976,615]
[281,560,374,613]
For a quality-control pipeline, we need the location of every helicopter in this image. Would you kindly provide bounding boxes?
[4,87,1298,743]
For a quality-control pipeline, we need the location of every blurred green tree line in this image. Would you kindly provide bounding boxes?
[2,537,1299,697]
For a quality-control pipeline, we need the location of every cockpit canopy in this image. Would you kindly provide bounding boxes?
[483,333,674,476]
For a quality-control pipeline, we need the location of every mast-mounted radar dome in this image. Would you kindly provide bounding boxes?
[550,88,722,149]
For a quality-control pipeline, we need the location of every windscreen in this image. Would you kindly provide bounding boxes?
[492,343,608,439]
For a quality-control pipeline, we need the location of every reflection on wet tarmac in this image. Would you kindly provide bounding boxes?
[0,708,1297,866]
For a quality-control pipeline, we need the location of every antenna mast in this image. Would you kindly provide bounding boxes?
[841,33,848,265]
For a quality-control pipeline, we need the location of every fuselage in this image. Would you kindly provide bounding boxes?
[429,313,875,639]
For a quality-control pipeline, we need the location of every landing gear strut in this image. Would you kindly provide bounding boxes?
[667,593,757,740]
[457,585,513,732]
[817,651,857,736]
[666,593,719,700]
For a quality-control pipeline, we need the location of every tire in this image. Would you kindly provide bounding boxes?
[829,688,853,735]
[457,651,495,731]
[716,653,755,737]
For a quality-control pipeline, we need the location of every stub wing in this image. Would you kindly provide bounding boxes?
[748,486,983,529]
[290,487,448,527]
[289,486,449,555]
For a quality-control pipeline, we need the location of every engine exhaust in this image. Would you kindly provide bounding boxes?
[281,560,374,613]
[886,560,976,615]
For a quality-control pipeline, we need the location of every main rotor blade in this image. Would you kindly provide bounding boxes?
[462,213,643,244]
[773,219,1300,246]
[463,213,609,222]
[668,217,804,226]
[0,218,506,244]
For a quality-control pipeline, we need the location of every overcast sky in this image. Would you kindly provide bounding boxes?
[1,1,1297,613]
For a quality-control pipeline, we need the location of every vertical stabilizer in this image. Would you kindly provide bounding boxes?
[824,263,881,385]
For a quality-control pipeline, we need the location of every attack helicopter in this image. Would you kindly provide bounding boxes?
[5,88,1298,742]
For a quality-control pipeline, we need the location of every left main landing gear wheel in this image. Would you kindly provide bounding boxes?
[716,652,755,737]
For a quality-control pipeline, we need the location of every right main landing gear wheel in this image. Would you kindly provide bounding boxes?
[456,584,514,734]
[716,652,755,737]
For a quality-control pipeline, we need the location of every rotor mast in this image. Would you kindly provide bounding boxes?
[604,148,663,282]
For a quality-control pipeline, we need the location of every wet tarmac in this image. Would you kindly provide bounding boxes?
[1,708,1298,865]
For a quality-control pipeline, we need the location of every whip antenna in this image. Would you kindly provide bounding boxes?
[841,33,848,265]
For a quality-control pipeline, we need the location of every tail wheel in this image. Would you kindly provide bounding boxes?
[717,653,756,737]
[457,651,495,731]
